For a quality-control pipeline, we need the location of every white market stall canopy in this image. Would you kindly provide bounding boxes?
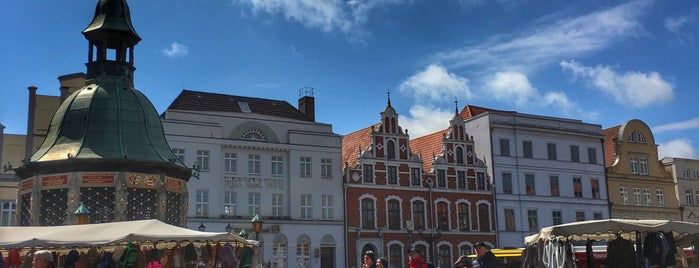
[525,219,699,245]
[0,219,256,249]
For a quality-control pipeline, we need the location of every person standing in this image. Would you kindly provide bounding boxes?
[473,242,502,268]
[407,247,429,268]
[31,250,55,268]
[362,250,377,268]
[376,257,388,268]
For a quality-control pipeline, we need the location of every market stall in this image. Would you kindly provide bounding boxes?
[0,219,259,268]
[523,219,699,268]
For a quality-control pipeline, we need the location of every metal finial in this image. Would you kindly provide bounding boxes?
[387,88,391,106]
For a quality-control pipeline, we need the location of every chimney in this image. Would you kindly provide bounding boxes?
[298,87,315,122]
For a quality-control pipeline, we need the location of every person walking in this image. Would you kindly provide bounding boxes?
[473,242,503,268]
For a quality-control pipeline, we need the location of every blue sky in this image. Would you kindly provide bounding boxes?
[1,0,698,159]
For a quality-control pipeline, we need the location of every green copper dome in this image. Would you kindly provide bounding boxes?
[30,82,181,164]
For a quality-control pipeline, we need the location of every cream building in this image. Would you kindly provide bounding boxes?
[603,119,680,220]
[0,74,85,226]
[661,157,699,223]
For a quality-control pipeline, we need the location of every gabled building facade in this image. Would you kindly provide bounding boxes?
[462,105,609,248]
[162,89,345,268]
[342,100,493,268]
[661,157,699,223]
[603,119,680,220]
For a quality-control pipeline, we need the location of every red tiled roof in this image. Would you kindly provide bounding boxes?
[410,128,449,172]
[602,125,621,167]
[341,124,377,170]
[459,105,515,119]
[166,89,313,122]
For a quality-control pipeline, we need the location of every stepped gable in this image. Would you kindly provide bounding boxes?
[167,89,313,122]
[409,129,449,172]
[602,125,622,167]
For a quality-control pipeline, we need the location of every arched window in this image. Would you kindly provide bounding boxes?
[387,199,401,230]
[439,245,452,268]
[361,198,375,229]
[456,147,464,164]
[387,140,396,159]
[478,203,491,232]
[388,244,403,268]
[273,234,288,268]
[457,203,470,231]
[459,245,473,257]
[296,235,311,268]
[412,200,425,229]
[437,202,449,231]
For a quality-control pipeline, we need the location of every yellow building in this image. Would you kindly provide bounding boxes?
[603,119,680,220]
[0,74,85,226]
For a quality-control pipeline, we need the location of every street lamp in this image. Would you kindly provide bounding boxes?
[421,178,441,262]
[74,203,90,224]
[239,228,249,239]
[406,220,414,248]
[225,223,233,233]
[251,214,264,241]
[198,223,206,232]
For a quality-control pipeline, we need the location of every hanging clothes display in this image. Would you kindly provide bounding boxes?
[606,235,637,268]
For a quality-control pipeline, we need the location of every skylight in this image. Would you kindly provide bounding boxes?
[238,101,251,113]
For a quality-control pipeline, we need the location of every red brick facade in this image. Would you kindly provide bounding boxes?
[343,101,495,268]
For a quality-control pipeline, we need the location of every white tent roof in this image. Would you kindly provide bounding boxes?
[525,219,699,245]
[0,219,256,249]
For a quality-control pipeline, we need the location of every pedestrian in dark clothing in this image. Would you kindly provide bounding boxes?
[474,242,503,268]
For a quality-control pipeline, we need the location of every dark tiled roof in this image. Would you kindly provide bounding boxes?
[410,128,449,171]
[341,125,377,170]
[167,89,312,122]
[602,125,621,167]
[460,105,516,119]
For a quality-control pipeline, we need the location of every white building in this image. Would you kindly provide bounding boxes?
[162,89,345,268]
[661,157,699,223]
[461,106,609,248]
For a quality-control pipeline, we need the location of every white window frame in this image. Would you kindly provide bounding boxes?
[271,156,284,176]
[634,188,642,206]
[643,188,652,206]
[656,189,665,207]
[322,195,333,220]
[639,157,649,175]
[272,193,284,217]
[620,187,629,205]
[173,148,185,163]
[223,191,236,217]
[196,190,209,217]
[196,150,210,172]
[686,189,694,205]
[1,201,17,226]
[248,192,261,215]
[224,153,237,174]
[630,156,639,174]
[300,157,312,177]
[248,154,261,175]
[300,194,312,219]
[321,158,332,178]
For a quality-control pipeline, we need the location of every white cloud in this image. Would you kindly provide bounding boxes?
[560,60,673,108]
[432,0,648,73]
[397,105,454,138]
[658,138,698,159]
[233,0,399,40]
[664,10,696,33]
[163,42,189,58]
[398,64,472,103]
[663,8,697,45]
[486,72,537,106]
[653,118,699,133]
[484,71,590,118]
